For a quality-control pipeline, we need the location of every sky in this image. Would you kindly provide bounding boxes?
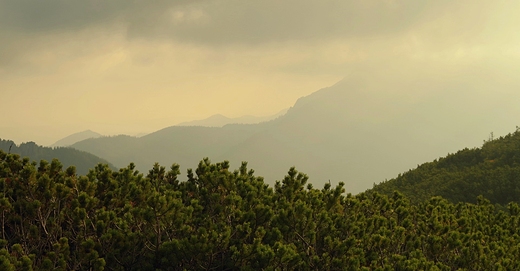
[1,0,520,146]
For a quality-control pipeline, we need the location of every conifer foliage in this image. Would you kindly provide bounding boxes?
[2,151,520,270]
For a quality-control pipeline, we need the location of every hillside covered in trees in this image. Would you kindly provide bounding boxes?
[370,129,520,205]
[3,149,520,270]
[0,139,116,175]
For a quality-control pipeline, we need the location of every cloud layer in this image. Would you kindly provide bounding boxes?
[1,0,520,145]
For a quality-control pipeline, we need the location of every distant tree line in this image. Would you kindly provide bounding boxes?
[2,151,520,270]
[0,139,115,175]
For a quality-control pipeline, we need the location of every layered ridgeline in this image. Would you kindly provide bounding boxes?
[3,151,520,270]
[0,139,116,175]
[70,68,520,193]
[51,130,102,147]
[175,108,288,127]
[370,129,520,205]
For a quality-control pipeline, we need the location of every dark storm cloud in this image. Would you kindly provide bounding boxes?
[0,0,186,68]
[124,0,433,44]
[0,0,446,43]
[0,0,505,70]
[0,0,127,32]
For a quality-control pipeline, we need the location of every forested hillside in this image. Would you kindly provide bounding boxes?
[370,129,520,204]
[0,139,115,175]
[2,151,520,270]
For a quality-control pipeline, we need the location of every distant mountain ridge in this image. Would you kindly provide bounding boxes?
[176,109,288,127]
[51,130,102,147]
[0,139,116,175]
[70,68,520,193]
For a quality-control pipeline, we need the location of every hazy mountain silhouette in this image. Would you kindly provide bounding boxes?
[176,109,288,127]
[70,67,520,193]
[51,130,102,147]
[0,139,116,175]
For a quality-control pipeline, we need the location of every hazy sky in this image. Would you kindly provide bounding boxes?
[1,0,520,145]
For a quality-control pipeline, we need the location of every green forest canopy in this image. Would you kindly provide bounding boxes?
[2,141,520,270]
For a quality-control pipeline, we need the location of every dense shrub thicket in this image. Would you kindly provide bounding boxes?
[2,150,520,270]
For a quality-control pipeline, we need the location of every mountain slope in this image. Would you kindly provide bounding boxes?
[369,129,520,204]
[0,139,116,175]
[72,126,261,175]
[51,130,102,147]
[70,67,520,193]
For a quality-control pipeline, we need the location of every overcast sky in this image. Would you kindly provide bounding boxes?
[1,0,520,145]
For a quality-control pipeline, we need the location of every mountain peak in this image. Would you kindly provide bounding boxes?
[51,130,103,147]
[176,110,288,127]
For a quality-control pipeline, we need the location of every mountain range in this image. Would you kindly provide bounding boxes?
[69,67,520,193]
[175,109,288,127]
[51,130,103,147]
[51,111,286,148]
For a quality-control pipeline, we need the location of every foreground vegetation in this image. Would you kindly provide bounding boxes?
[2,150,520,270]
